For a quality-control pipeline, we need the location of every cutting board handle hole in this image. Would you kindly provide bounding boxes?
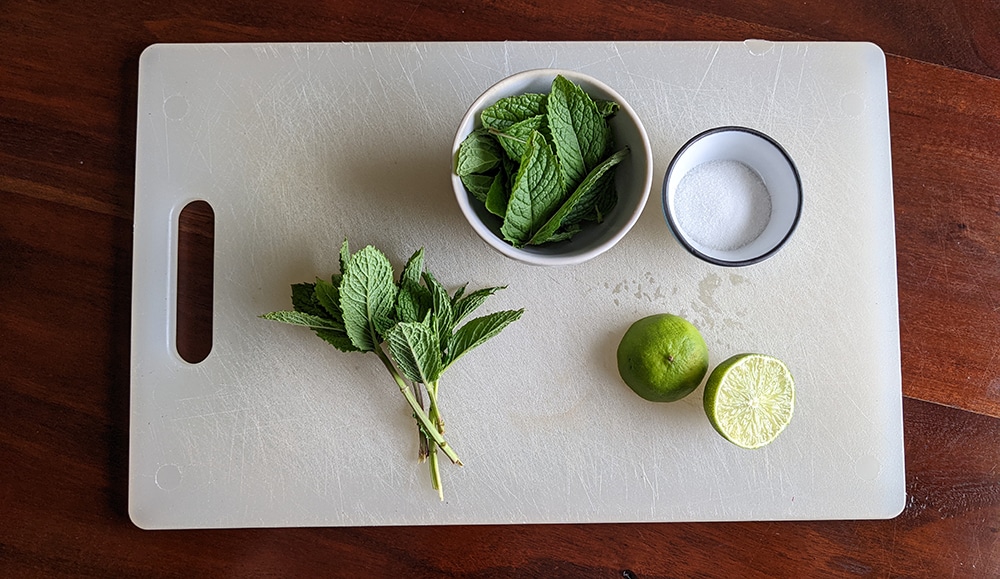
[176,200,215,364]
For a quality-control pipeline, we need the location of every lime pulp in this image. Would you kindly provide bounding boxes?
[703,353,794,449]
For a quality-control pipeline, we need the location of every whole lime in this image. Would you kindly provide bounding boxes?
[616,314,709,402]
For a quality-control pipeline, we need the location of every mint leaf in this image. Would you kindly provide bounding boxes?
[400,248,425,287]
[595,99,620,117]
[314,278,344,323]
[493,115,546,161]
[422,271,454,350]
[500,152,519,203]
[314,328,359,352]
[481,93,547,131]
[397,276,431,325]
[261,310,343,331]
[460,173,495,204]
[456,128,503,177]
[339,238,351,275]
[545,224,583,244]
[397,248,430,324]
[446,309,524,368]
[397,282,430,324]
[500,131,567,247]
[484,171,509,218]
[547,75,609,189]
[262,310,357,352]
[527,147,629,245]
[386,320,443,385]
[587,172,618,223]
[291,283,327,318]
[453,286,504,325]
[451,284,467,304]
[564,155,620,225]
[340,246,398,352]
[422,271,453,325]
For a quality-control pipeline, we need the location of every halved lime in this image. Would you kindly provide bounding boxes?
[703,353,794,449]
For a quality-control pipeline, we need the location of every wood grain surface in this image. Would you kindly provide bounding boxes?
[2,1,999,577]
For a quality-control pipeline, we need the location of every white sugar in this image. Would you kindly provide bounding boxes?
[673,160,772,251]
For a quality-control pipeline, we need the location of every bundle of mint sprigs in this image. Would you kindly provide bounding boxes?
[263,240,523,499]
[456,75,629,247]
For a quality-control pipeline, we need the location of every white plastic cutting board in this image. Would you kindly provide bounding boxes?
[130,42,903,529]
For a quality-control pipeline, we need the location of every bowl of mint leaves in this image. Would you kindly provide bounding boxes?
[452,69,653,266]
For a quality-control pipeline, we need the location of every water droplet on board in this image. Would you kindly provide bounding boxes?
[854,455,881,480]
[698,273,723,310]
[155,463,183,490]
[163,94,189,120]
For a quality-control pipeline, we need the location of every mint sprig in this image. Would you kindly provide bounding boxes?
[262,239,523,500]
[456,75,630,248]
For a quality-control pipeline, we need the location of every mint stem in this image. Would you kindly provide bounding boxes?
[413,382,430,462]
[426,380,444,500]
[428,442,443,500]
[374,346,463,466]
[426,380,444,433]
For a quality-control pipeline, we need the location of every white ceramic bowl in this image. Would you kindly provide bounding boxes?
[662,126,802,267]
[452,69,653,266]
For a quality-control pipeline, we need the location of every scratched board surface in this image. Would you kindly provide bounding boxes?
[130,42,903,528]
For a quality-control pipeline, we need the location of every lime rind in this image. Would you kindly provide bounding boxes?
[616,314,709,402]
[703,353,794,449]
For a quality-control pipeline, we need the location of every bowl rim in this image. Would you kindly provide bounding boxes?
[452,68,653,266]
[660,125,803,268]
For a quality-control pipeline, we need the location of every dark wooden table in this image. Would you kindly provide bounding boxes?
[3,1,999,577]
